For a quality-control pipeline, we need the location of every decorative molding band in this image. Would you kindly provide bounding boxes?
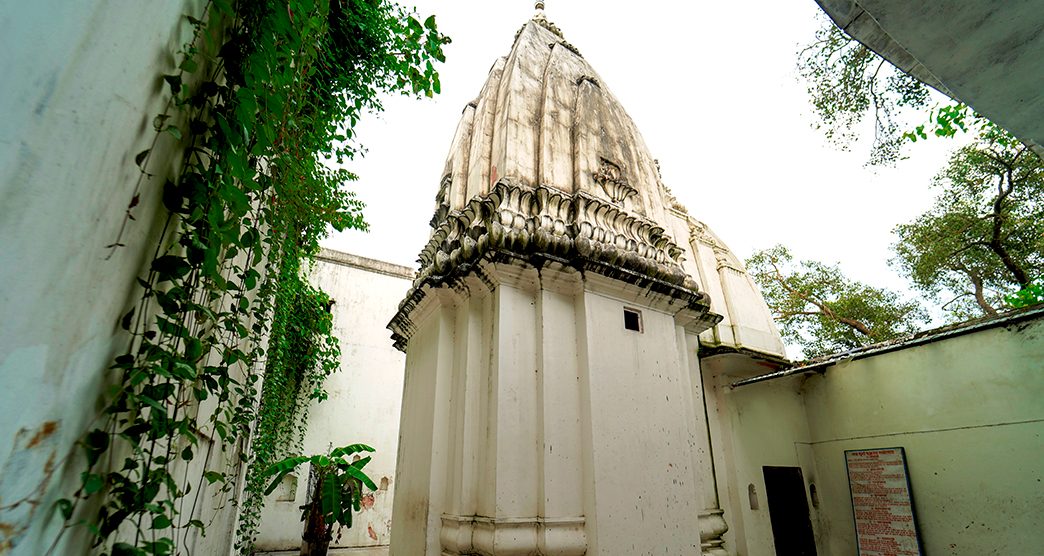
[440,514,586,556]
[418,180,685,282]
[389,180,721,351]
[698,509,730,556]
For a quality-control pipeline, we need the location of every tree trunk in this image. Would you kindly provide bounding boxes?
[301,476,333,556]
[989,169,1031,287]
[836,315,875,339]
[969,272,998,316]
[989,237,1030,287]
[300,534,331,556]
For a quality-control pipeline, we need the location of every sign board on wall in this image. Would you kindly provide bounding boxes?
[844,447,923,556]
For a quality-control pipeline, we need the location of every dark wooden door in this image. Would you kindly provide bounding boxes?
[763,466,818,556]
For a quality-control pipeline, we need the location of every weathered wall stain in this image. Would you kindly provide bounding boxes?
[25,421,58,449]
[0,421,62,554]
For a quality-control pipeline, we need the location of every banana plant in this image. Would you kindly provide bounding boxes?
[262,444,378,556]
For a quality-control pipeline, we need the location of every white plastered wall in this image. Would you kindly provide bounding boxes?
[0,3,242,554]
[578,287,708,554]
[701,355,822,556]
[390,263,720,555]
[707,314,1044,556]
[802,317,1044,556]
[254,251,412,552]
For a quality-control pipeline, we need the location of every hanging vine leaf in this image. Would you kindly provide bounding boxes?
[163,74,182,95]
[150,255,191,281]
[165,125,183,141]
[83,430,110,467]
[134,149,151,168]
[152,114,170,131]
[119,307,135,331]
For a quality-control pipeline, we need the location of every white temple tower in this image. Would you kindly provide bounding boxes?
[388,8,785,555]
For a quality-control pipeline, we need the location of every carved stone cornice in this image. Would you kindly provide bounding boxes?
[699,508,730,556]
[416,180,687,284]
[389,180,720,351]
[429,173,453,228]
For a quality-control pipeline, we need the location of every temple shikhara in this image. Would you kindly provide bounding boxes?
[385,7,782,555]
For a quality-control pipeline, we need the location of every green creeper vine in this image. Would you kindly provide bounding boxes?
[49,1,447,555]
[233,265,341,553]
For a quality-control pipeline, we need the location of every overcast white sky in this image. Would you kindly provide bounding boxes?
[322,0,959,301]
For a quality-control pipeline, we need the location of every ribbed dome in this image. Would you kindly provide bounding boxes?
[433,15,671,227]
[411,16,693,290]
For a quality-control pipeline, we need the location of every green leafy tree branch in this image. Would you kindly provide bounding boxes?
[800,17,1044,319]
[747,245,927,358]
[798,18,931,165]
[892,136,1044,317]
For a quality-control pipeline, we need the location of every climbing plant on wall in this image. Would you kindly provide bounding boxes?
[49,1,447,554]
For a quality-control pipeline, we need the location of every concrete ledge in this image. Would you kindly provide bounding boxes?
[315,248,415,280]
[731,304,1044,387]
[257,546,389,556]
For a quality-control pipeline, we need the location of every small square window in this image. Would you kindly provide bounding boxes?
[623,308,642,332]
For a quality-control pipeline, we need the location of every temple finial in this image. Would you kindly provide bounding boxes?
[526,0,566,42]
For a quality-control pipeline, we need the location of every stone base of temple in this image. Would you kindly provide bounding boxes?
[440,514,586,556]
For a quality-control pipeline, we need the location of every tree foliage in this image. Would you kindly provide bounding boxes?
[1006,282,1044,309]
[261,444,378,556]
[892,137,1044,317]
[800,17,1044,319]
[747,245,927,358]
[798,18,931,165]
